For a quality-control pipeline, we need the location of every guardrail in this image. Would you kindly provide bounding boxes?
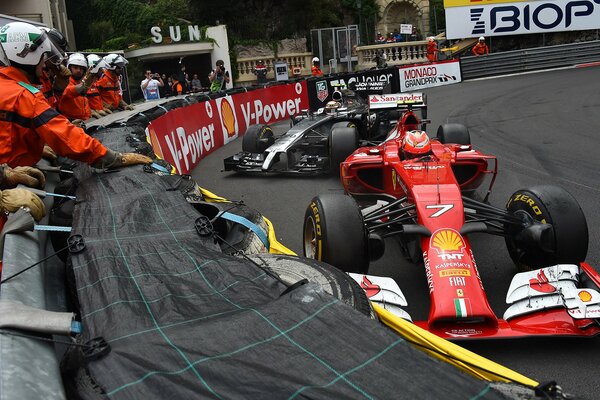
[461,40,600,79]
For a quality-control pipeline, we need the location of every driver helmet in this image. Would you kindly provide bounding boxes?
[312,56,320,64]
[402,130,431,159]
[479,36,485,42]
[325,101,340,114]
[103,53,128,70]
[0,22,64,67]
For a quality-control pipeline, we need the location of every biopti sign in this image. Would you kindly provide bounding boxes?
[444,0,600,39]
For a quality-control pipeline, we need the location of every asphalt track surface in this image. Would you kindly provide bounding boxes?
[193,66,600,399]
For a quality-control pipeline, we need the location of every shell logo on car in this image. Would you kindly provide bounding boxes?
[431,229,465,253]
[579,290,593,302]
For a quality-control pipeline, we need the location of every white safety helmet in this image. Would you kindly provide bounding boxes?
[479,36,485,41]
[103,53,128,70]
[312,57,320,63]
[0,22,64,67]
[87,54,101,68]
[86,53,107,73]
[67,52,88,69]
[428,36,435,42]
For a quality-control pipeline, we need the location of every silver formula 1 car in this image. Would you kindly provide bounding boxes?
[223,90,426,174]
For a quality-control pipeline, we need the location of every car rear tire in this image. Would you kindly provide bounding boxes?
[436,123,471,145]
[303,194,369,274]
[242,124,274,153]
[248,254,374,318]
[505,185,588,271]
[329,126,358,174]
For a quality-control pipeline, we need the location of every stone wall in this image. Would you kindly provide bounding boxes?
[234,38,307,59]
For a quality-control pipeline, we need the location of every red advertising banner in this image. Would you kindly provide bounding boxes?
[146,81,309,174]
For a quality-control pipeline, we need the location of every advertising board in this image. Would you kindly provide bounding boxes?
[445,0,600,39]
[306,67,400,108]
[398,59,462,92]
[147,82,309,174]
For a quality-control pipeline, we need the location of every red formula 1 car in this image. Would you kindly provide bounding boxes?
[303,93,600,339]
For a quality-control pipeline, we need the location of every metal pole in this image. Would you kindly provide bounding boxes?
[347,26,351,72]
[434,5,438,35]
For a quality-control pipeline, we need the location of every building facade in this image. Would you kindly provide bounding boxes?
[0,0,76,49]
[376,0,430,38]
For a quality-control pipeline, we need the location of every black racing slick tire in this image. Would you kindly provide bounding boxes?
[436,123,471,145]
[505,185,588,272]
[249,254,373,318]
[303,194,369,274]
[329,126,358,174]
[242,124,274,153]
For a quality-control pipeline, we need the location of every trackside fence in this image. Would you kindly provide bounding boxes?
[461,40,600,79]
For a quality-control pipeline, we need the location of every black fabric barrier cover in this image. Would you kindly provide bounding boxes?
[66,124,505,399]
[306,67,400,110]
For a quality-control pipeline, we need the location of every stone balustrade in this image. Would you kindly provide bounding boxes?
[357,40,429,69]
[235,42,430,84]
[236,53,313,84]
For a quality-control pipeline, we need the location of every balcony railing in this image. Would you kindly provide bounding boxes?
[235,41,430,84]
[236,53,313,84]
[357,40,429,69]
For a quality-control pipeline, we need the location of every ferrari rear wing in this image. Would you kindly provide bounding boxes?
[368,93,426,111]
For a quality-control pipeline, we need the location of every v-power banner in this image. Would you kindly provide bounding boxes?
[445,0,600,39]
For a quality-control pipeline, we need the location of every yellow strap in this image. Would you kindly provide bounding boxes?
[372,303,538,386]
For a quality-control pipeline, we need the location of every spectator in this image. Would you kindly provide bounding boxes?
[374,49,388,69]
[311,57,324,77]
[97,53,133,111]
[159,73,172,97]
[426,37,438,62]
[59,53,97,123]
[472,37,490,56]
[254,60,268,84]
[176,58,189,93]
[410,27,419,42]
[386,33,395,43]
[191,73,202,92]
[171,74,184,95]
[140,70,164,101]
[86,54,111,118]
[393,29,402,43]
[208,60,230,92]
[375,31,385,44]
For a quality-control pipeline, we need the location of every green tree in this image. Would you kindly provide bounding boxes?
[429,0,445,36]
